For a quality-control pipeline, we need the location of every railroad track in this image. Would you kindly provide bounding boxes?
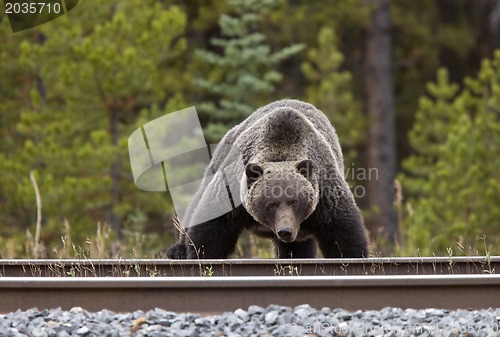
[1,257,499,313]
[2,257,499,277]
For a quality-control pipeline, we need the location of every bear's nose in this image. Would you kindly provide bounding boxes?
[277,228,293,242]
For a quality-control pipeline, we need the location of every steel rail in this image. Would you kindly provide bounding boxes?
[1,257,498,277]
[1,274,500,313]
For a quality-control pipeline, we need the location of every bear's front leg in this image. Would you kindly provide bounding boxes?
[185,214,245,259]
[166,235,187,259]
[315,195,369,258]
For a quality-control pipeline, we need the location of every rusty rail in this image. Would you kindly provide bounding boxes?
[0,257,499,313]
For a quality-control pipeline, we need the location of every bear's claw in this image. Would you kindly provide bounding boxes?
[166,243,187,259]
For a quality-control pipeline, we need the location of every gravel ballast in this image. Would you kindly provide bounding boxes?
[1,305,499,337]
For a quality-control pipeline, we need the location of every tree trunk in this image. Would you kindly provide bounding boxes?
[489,0,500,49]
[364,0,397,249]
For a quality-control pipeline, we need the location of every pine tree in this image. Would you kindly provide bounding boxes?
[194,0,304,142]
[301,26,365,168]
[400,51,500,255]
[2,0,187,252]
[401,69,461,196]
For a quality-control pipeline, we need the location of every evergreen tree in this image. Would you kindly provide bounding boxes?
[401,69,461,197]
[194,0,304,142]
[301,26,365,169]
[400,51,500,255]
[0,0,187,254]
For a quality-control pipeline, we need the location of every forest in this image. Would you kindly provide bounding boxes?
[1,0,500,258]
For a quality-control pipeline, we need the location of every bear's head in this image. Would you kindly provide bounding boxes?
[243,159,319,242]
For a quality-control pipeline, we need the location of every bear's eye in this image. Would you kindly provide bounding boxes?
[289,200,298,206]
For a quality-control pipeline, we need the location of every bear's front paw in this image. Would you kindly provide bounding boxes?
[166,243,187,259]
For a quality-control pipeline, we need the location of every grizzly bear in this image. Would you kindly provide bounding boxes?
[166,99,369,258]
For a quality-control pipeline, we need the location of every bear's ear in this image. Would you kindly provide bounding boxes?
[245,163,264,183]
[296,159,314,178]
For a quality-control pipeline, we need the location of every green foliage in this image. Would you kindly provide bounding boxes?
[194,0,304,142]
[301,26,365,166]
[401,69,461,197]
[391,0,479,160]
[2,1,500,258]
[0,0,187,256]
[400,51,500,255]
